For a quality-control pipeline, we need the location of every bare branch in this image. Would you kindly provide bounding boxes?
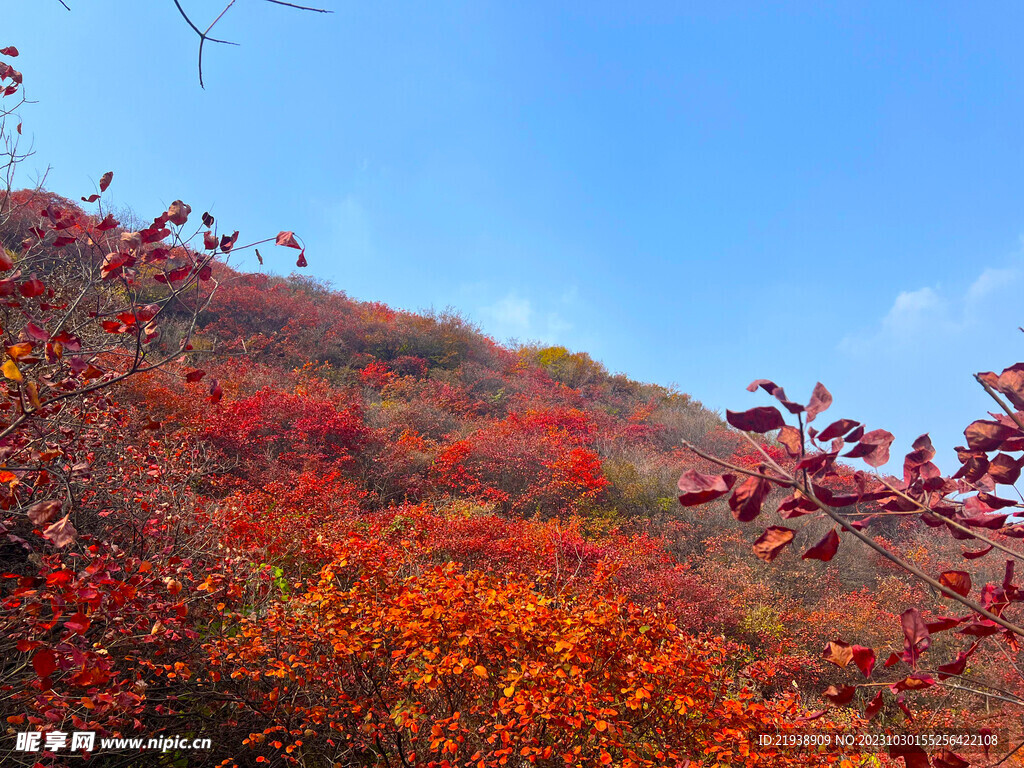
[975,372,1024,433]
[171,0,240,88]
[679,439,792,485]
[263,0,332,11]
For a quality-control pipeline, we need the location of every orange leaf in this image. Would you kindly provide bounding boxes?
[6,342,31,360]
[2,359,22,382]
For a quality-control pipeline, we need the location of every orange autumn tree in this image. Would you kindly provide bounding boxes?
[202,532,857,768]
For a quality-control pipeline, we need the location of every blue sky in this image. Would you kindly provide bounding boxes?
[7,2,1024,471]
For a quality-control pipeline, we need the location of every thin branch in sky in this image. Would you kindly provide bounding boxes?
[173,0,332,87]
[171,0,240,89]
[263,0,333,12]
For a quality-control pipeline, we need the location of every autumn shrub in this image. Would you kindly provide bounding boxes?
[202,533,857,768]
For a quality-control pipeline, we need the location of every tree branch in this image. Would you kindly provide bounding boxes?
[679,440,1024,637]
[171,0,240,88]
[263,0,332,11]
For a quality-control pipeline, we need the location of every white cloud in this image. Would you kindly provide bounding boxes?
[966,266,1019,308]
[486,293,533,334]
[840,261,1023,357]
[476,289,577,346]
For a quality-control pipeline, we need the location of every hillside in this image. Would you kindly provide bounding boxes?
[3,178,1017,768]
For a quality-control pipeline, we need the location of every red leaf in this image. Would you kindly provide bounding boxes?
[101,252,132,280]
[19,275,44,297]
[32,648,57,678]
[677,470,736,506]
[203,231,219,250]
[296,250,308,268]
[842,428,895,467]
[905,433,936,464]
[163,265,191,283]
[890,745,929,768]
[821,640,853,668]
[864,689,884,720]
[24,322,49,341]
[0,46,20,57]
[208,378,223,404]
[978,492,1017,509]
[726,406,785,433]
[964,419,1017,451]
[795,709,827,722]
[852,645,876,678]
[220,231,239,253]
[900,608,930,664]
[42,515,77,548]
[64,612,90,635]
[777,425,802,457]
[962,544,993,559]
[777,491,818,519]
[140,226,170,244]
[276,230,301,249]
[822,684,856,705]
[926,616,964,633]
[135,303,159,322]
[933,751,970,768]
[981,364,1024,410]
[817,418,859,442]
[958,620,1000,637]
[98,171,113,193]
[167,200,191,226]
[891,672,935,692]
[962,511,1007,530]
[27,500,61,527]
[794,451,837,475]
[805,382,832,422]
[81,194,100,203]
[752,526,795,562]
[936,646,977,680]
[184,370,206,383]
[938,571,971,598]
[95,214,119,231]
[729,476,771,522]
[802,529,840,562]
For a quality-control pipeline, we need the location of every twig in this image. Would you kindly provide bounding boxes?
[876,477,1024,566]
[263,0,332,11]
[938,681,1024,707]
[679,439,791,484]
[994,736,1024,766]
[975,373,1024,433]
[171,0,240,88]
[801,485,1024,637]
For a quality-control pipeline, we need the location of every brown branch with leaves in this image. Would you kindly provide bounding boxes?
[677,373,1024,763]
